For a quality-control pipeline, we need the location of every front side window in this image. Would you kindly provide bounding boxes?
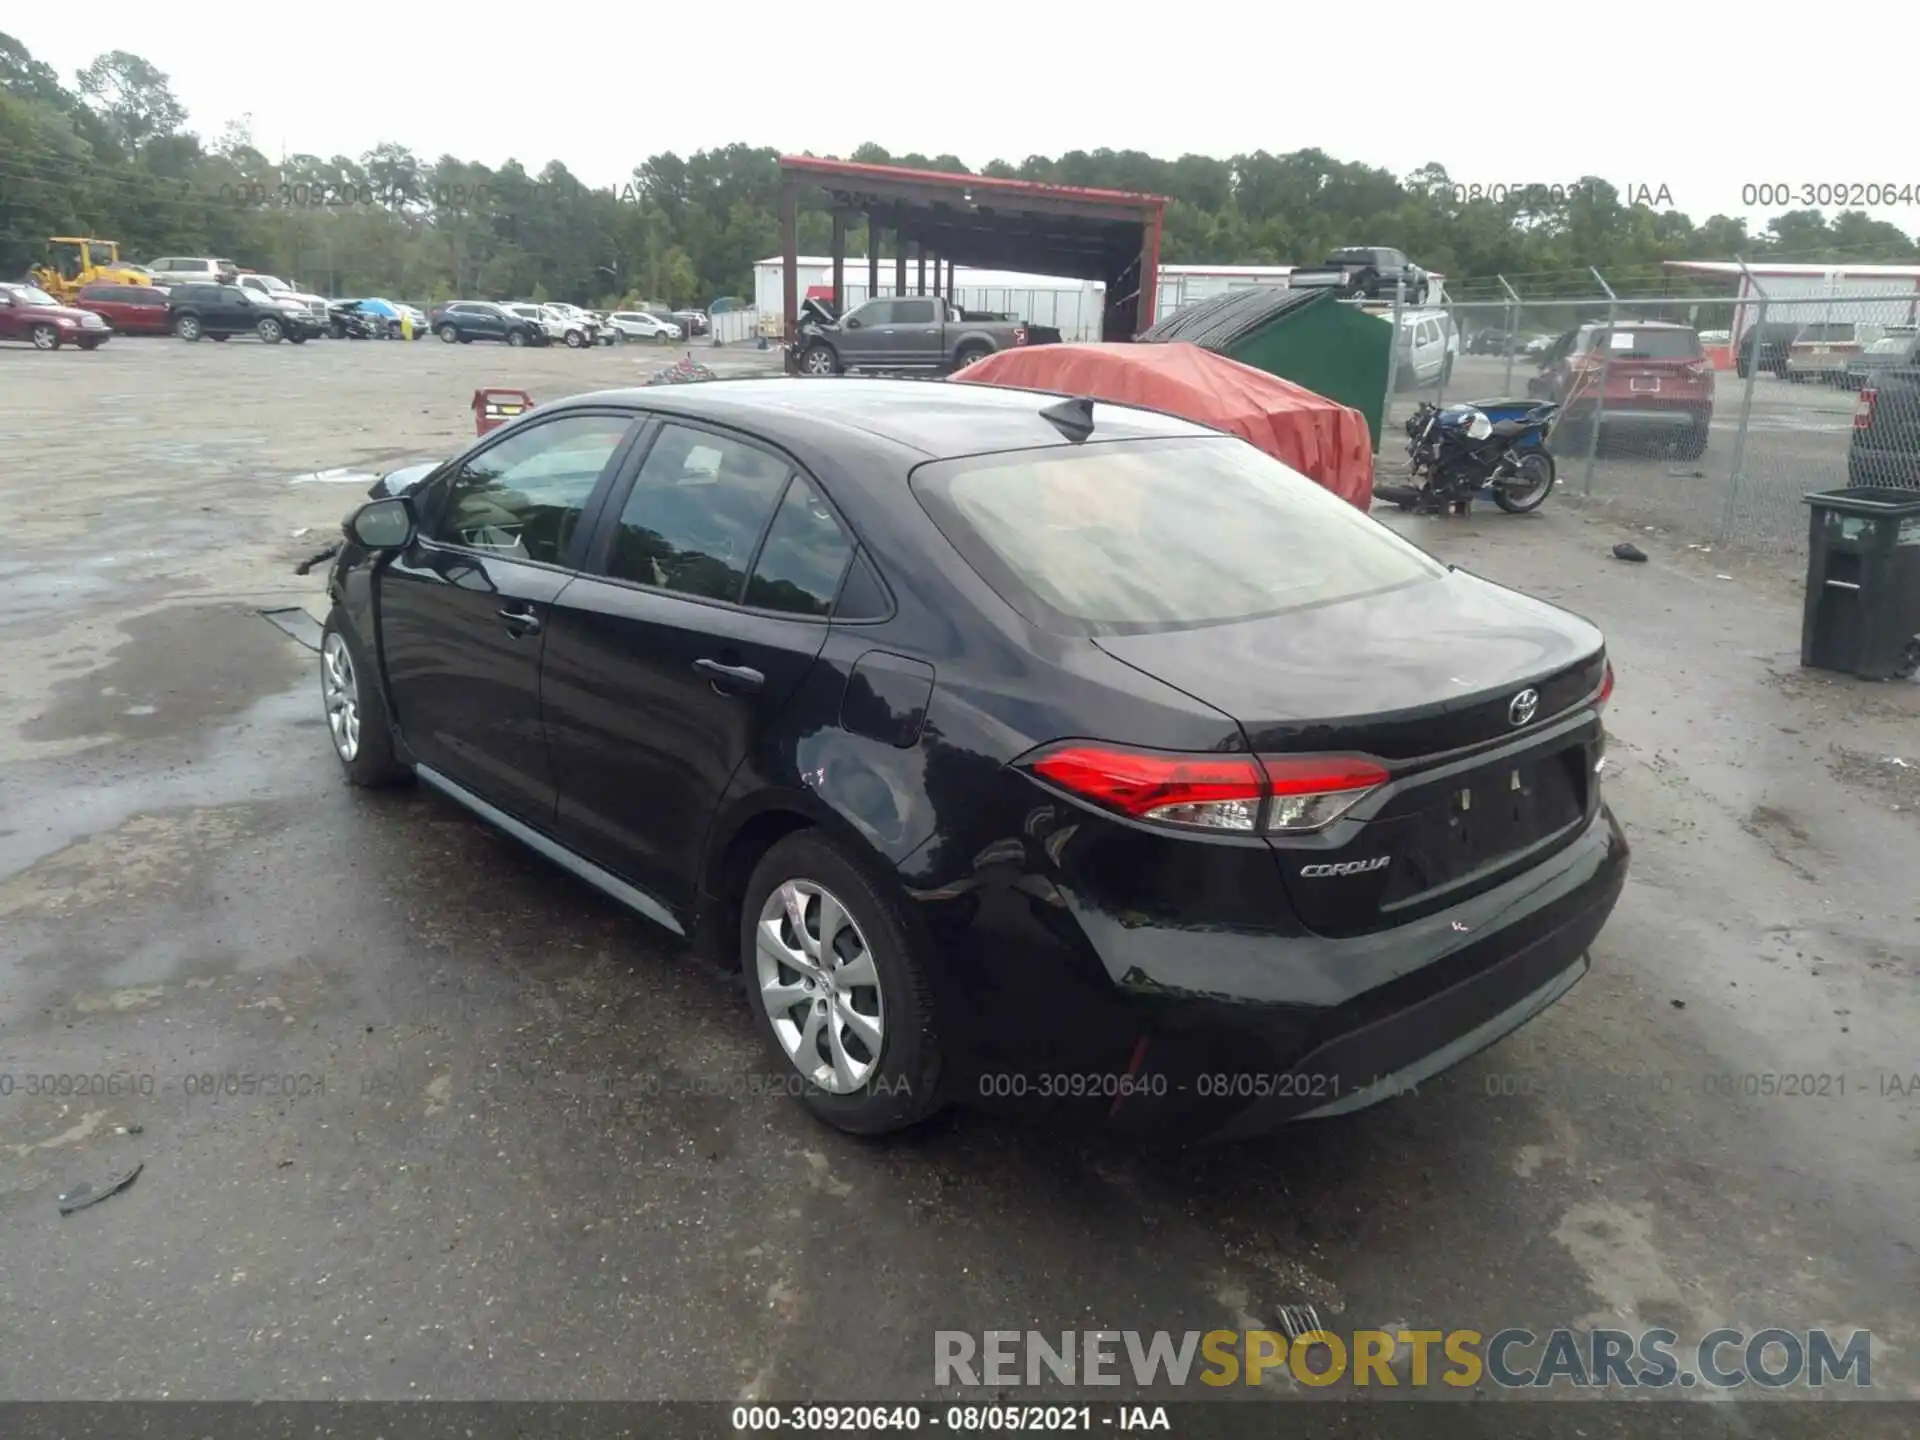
[433,413,635,565]
[603,424,793,602]
[850,301,895,327]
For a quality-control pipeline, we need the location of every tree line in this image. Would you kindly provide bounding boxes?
[5,33,1919,311]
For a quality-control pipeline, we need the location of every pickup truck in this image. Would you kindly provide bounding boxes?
[236,272,333,331]
[1289,247,1430,304]
[1848,354,1920,488]
[794,294,1027,376]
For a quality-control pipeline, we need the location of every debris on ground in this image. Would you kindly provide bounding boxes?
[1612,542,1648,562]
[57,1162,144,1216]
[647,356,717,386]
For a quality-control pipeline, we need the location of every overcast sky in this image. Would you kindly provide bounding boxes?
[18,3,1920,236]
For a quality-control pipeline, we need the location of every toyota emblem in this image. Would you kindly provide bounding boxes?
[1509,688,1540,726]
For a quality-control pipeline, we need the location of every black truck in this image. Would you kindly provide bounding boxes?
[793,294,1027,376]
[1289,247,1430,304]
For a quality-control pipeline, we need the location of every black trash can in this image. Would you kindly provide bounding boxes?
[1801,487,1920,679]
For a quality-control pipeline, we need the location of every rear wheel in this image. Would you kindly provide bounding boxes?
[953,342,991,370]
[1493,451,1556,513]
[564,328,586,349]
[174,314,202,342]
[30,323,61,350]
[288,332,308,345]
[1893,637,1920,681]
[741,832,947,1136]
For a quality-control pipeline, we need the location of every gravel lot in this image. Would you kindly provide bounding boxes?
[1,336,1917,1430]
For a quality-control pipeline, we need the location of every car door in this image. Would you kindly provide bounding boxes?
[887,297,940,367]
[0,289,22,342]
[840,300,892,366]
[376,409,644,823]
[540,418,859,916]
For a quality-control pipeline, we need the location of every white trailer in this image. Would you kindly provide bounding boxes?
[1667,261,1920,351]
[1153,264,1293,323]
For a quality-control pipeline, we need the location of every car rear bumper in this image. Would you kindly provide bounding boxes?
[1566,402,1707,430]
[942,803,1628,1138]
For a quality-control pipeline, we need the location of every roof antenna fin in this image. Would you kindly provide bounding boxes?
[1039,395,1095,443]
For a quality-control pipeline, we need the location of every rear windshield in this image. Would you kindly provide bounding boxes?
[911,437,1445,635]
[1591,329,1701,359]
[1796,324,1855,342]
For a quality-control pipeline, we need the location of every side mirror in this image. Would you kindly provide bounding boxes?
[347,496,414,550]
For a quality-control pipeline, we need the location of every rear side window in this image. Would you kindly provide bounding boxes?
[912,437,1445,635]
[604,424,793,601]
[743,476,855,616]
[894,299,935,324]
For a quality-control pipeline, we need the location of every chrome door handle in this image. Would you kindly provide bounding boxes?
[497,606,541,636]
[693,658,764,693]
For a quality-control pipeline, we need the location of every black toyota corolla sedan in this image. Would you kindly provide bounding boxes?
[319,377,1627,1138]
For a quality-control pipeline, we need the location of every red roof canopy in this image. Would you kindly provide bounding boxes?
[955,342,1374,510]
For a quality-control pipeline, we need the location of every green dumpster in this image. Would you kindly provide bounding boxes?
[1139,287,1393,447]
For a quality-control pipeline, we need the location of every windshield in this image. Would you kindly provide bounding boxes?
[1796,324,1854,342]
[912,437,1445,635]
[1591,329,1701,359]
[254,276,290,291]
[85,242,117,268]
[1867,338,1909,355]
[3,284,59,305]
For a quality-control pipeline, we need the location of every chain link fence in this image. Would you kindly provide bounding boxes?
[1366,280,1920,568]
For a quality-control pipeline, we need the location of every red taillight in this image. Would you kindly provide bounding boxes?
[1855,388,1877,429]
[1594,660,1614,710]
[1014,325,1029,345]
[1024,744,1386,834]
[1683,360,1707,379]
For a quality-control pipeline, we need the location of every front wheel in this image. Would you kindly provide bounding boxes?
[741,832,947,1136]
[288,332,308,345]
[257,317,284,344]
[507,328,527,348]
[1493,451,1556,513]
[320,614,409,788]
[953,343,991,370]
[564,329,585,349]
[30,323,62,350]
[800,343,839,376]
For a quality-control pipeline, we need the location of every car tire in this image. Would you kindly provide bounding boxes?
[438,323,459,343]
[564,329,585,349]
[800,343,839,376]
[320,611,409,789]
[29,323,61,350]
[1676,421,1709,460]
[78,338,104,351]
[953,342,991,370]
[741,831,948,1136]
[507,328,527,348]
[288,332,308,345]
[258,317,284,344]
[174,314,202,342]
[387,320,402,340]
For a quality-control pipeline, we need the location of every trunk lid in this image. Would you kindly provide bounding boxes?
[1094,571,1607,936]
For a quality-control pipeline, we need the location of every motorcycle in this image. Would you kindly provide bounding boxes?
[1393,398,1560,515]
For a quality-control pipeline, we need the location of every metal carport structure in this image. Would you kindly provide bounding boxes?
[776,156,1168,352]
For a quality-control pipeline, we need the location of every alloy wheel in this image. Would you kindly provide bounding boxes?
[755,879,885,1093]
[321,632,361,762]
[803,347,834,375]
[30,324,58,350]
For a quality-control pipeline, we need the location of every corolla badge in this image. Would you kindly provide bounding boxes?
[1508,688,1540,726]
[1299,856,1390,878]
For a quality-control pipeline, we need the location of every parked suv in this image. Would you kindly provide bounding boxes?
[144,256,240,287]
[432,301,549,346]
[1530,320,1713,458]
[167,282,321,343]
[73,281,172,335]
[1848,353,1920,487]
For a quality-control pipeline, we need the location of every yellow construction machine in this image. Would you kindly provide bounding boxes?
[29,238,153,304]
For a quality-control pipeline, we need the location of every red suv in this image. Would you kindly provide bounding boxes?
[73,281,172,336]
[1529,320,1713,458]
